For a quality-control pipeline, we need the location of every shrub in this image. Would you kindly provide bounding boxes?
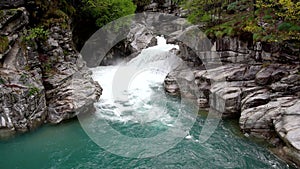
[81,0,136,28]
[24,27,49,42]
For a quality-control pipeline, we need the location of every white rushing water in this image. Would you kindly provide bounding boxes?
[90,36,181,126]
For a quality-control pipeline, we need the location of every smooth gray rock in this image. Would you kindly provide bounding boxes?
[240,97,296,138]
[241,89,270,110]
[210,83,242,117]
[255,66,275,85]
[274,100,300,166]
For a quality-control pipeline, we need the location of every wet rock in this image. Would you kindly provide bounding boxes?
[281,74,300,85]
[274,100,300,166]
[216,36,250,54]
[102,23,157,66]
[271,67,289,82]
[177,42,203,67]
[240,97,296,139]
[144,3,159,12]
[244,65,262,81]
[164,73,180,96]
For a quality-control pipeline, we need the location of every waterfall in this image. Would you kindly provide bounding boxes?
[90,36,181,125]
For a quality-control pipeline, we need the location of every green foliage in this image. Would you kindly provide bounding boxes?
[0,36,9,53]
[254,0,300,41]
[132,0,151,8]
[43,63,53,74]
[24,65,31,71]
[182,0,300,42]
[0,10,4,19]
[28,85,40,96]
[81,0,136,28]
[51,9,68,19]
[0,77,4,85]
[24,27,49,42]
[205,21,236,38]
[59,0,76,16]
[227,2,238,11]
[41,8,70,29]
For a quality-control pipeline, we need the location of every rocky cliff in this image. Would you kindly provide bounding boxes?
[164,28,300,166]
[0,2,101,137]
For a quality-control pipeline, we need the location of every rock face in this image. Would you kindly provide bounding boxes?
[0,0,25,9]
[0,7,46,136]
[164,27,300,166]
[143,0,180,14]
[102,23,157,66]
[0,69,47,137]
[0,5,101,136]
[42,25,102,123]
[274,101,300,166]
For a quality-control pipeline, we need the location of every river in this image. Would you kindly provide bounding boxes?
[0,37,295,169]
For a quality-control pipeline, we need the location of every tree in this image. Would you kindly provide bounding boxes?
[81,0,136,28]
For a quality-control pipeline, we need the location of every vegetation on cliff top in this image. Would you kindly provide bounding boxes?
[22,0,299,49]
[81,0,136,28]
[182,0,300,43]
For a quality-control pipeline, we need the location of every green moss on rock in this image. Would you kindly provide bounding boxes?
[0,36,9,54]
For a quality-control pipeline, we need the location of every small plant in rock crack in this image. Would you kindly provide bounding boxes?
[20,73,28,83]
[0,36,9,53]
[23,27,49,42]
[0,77,5,85]
[28,85,40,96]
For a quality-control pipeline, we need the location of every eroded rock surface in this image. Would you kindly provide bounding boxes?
[164,51,300,166]
[0,6,101,136]
[42,25,102,123]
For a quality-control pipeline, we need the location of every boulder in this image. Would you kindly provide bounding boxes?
[255,66,274,85]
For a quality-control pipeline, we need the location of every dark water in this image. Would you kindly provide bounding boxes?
[0,117,294,169]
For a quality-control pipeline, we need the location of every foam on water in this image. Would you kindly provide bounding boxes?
[90,36,180,126]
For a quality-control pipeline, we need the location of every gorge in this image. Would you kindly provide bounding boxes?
[0,0,299,168]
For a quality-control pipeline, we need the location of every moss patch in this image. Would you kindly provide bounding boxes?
[0,36,9,54]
